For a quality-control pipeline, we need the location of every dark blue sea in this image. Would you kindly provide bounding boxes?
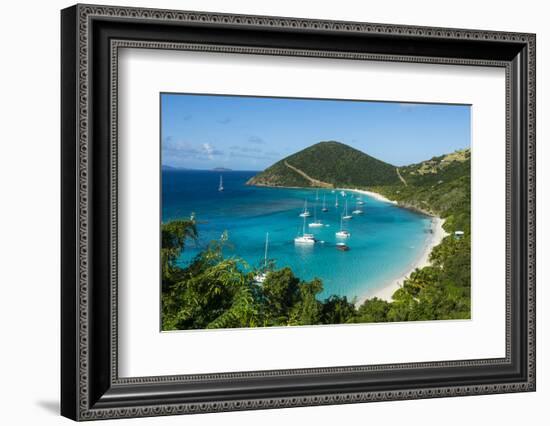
[162,170,431,301]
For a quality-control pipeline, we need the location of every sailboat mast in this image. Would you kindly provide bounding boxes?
[264,232,269,268]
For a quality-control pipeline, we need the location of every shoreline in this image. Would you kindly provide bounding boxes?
[355,216,449,305]
[340,187,397,205]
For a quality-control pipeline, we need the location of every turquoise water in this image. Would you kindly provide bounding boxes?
[162,170,432,300]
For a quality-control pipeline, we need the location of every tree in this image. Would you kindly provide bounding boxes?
[262,268,301,325]
[161,219,197,287]
[356,298,390,323]
[162,234,261,330]
[321,295,356,324]
[289,279,324,326]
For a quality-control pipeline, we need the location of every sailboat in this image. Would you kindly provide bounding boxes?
[315,189,320,201]
[254,233,270,284]
[342,199,353,220]
[335,193,339,208]
[356,195,365,205]
[299,199,312,217]
[321,193,328,212]
[308,203,323,227]
[335,215,351,238]
[218,175,224,192]
[352,199,364,215]
[294,216,316,244]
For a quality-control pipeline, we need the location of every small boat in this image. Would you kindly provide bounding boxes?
[356,196,365,205]
[308,204,323,227]
[295,216,316,244]
[299,199,311,217]
[352,200,364,215]
[336,242,349,251]
[321,194,328,212]
[335,193,339,208]
[254,232,270,284]
[335,215,351,238]
[340,190,346,197]
[218,175,224,192]
[342,199,353,220]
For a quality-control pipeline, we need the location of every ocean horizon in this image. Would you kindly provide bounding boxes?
[162,169,432,301]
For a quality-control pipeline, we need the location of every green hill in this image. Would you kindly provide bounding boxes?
[246,141,400,188]
[371,148,471,232]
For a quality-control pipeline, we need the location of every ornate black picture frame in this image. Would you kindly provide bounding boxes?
[61,4,536,421]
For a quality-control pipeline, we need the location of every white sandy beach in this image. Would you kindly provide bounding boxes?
[339,188,398,205]
[355,216,449,305]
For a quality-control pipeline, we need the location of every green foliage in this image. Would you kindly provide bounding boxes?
[161,219,198,289]
[248,141,400,188]
[320,296,356,324]
[371,150,471,230]
[355,298,391,323]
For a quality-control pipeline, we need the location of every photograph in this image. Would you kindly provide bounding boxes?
[55,3,536,421]
[160,94,472,331]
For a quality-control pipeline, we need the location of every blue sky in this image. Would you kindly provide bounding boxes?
[161,93,471,170]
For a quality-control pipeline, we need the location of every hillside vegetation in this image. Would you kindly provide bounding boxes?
[247,141,400,188]
[371,148,471,233]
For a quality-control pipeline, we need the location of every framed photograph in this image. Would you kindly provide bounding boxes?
[61,4,536,421]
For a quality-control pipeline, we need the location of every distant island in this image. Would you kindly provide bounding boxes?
[161,165,233,172]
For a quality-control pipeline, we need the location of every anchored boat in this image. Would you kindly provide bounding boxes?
[321,193,328,212]
[335,215,351,238]
[308,203,323,228]
[299,199,312,217]
[295,216,316,244]
[342,199,353,220]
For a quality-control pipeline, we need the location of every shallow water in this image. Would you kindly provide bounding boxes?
[162,170,431,301]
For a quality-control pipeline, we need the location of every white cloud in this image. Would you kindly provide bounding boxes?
[202,143,214,160]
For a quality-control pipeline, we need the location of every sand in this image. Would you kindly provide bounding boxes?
[338,188,398,205]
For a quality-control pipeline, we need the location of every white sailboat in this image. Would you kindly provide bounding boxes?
[299,199,312,217]
[321,193,328,212]
[352,199,364,215]
[294,216,316,244]
[356,195,365,205]
[254,232,270,284]
[335,193,339,208]
[308,203,323,227]
[315,189,320,201]
[218,175,224,192]
[335,215,351,238]
[342,199,353,220]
